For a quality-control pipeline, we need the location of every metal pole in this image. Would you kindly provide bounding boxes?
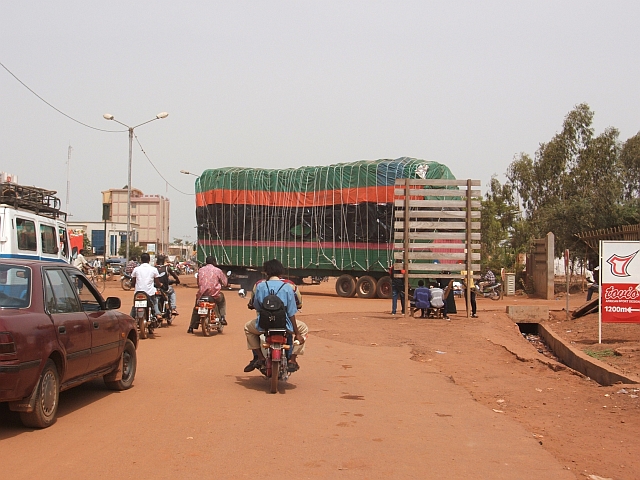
[466,179,472,317]
[126,127,133,261]
[403,178,410,317]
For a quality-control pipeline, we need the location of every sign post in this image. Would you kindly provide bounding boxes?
[564,249,570,320]
[599,241,640,343]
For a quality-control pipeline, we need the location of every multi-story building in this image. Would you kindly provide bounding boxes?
[102,188,170,254]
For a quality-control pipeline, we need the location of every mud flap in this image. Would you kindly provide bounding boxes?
[105,355,124,382]
[8,382,39,413]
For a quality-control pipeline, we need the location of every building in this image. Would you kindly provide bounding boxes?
[102,188,170,254]
[67,220,129,257]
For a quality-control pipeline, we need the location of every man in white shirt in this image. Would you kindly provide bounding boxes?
[72,249,91,272]
[131,253,162,317]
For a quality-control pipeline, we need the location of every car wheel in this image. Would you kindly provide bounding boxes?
[20,359,59,429]
[104,339,137,390]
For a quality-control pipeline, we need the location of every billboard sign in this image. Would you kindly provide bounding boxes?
[600,241,640,324]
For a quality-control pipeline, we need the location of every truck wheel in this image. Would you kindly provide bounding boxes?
[335,275,356,297]
[376,276,392,299]
[356,276,377,298]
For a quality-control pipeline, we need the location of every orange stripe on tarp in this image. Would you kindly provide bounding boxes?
[196,185,394,207]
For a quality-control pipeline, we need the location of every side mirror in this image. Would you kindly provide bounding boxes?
[105,297,121,310]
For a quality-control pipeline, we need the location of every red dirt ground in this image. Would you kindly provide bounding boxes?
[2,277,639,479]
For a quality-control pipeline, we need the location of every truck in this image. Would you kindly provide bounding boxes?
[194,157,456,298]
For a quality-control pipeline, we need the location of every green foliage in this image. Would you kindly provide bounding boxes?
[480,176,524,271]
[584,348,615,360]
[505,103,638,260]
[118,242,145,259]
[83,233,91,252]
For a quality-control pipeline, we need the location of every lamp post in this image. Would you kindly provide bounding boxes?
[181,170,201,262]
[103,112,168,261]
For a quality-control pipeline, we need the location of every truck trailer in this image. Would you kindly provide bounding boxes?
[194,157,456,298]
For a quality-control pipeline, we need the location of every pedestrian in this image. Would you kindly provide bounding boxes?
[460,269,478,318]
[390,265,405,315]
[586,266,599,301]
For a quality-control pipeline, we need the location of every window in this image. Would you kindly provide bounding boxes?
[0,265,31,308]
[58,227,69,258]
[16,218,37,251]
[44,269,81,314]
[66,270,102,311]
[41,224,58,254]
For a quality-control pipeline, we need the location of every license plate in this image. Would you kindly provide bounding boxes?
[135,301,147,307]
[198,307,209,314]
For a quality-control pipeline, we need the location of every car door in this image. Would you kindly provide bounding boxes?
[65,269,122,372]
[43,268,91,381]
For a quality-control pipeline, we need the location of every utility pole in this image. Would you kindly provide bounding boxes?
[66,144,72,215]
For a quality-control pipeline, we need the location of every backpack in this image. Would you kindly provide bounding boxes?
[258,281,288,330]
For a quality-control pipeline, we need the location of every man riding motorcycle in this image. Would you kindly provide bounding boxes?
[243,259,308,373]
[156,254,180,316]
[131,252,162,318]
[187,256,228,334]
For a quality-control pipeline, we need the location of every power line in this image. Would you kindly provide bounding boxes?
[133,134,194,196]
[0,60,125,133]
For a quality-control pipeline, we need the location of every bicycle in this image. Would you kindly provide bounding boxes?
[86,268,106,293]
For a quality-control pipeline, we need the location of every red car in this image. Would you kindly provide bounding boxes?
[0,259,138,428]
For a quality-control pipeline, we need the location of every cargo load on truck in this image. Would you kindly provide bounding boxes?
[195,157,456,298]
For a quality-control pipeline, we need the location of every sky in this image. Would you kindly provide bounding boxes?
[1,1,639,241]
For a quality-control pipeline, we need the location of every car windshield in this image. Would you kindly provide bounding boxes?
[0,264,31,308]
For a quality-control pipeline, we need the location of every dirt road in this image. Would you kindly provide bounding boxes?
[1,278,636,479]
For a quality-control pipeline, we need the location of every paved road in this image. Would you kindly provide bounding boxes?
[1,280,574,479]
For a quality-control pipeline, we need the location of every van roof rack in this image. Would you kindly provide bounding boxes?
[0,182,66,220]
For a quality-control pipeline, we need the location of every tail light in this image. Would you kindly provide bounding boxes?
[134,292,147,301]
[0,332,17,357]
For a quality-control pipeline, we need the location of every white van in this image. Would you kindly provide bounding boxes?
[0,183,71,263]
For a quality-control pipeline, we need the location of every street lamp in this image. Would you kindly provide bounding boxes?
[103,112,168,261]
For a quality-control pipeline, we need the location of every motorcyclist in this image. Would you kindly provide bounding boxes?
[478,269,496,291]
[125,255,139,275]
[187,256,228,333]
[156,254,180,316]
[243,259,308,373]
[131,252,162,318]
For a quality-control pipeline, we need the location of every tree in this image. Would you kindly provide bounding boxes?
[172,237,184,245]
[83,233,91,253]
[506,103,634,259]
[118,242,144,259]
[480,176,522,271]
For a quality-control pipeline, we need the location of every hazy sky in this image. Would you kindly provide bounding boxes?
[2,1,639,241]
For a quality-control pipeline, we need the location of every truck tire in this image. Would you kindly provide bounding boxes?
[335,275,356,297]
[356,276,377,298]
[376,276,392,299]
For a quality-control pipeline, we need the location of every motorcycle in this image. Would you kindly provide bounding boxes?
[198,295,224,336]
[121,272,133,291]
[476,282,502,300]
[132,291,162,339]
[260,329,299,394]
[155,288,173,326]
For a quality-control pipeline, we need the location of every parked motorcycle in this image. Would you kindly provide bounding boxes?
[261,329,299,394]
[476,282,502,300]
[132,291,162,339]
[121,272,133,291]
[198,295,224,336]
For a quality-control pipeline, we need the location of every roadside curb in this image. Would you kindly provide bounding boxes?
[538,323,640,386]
